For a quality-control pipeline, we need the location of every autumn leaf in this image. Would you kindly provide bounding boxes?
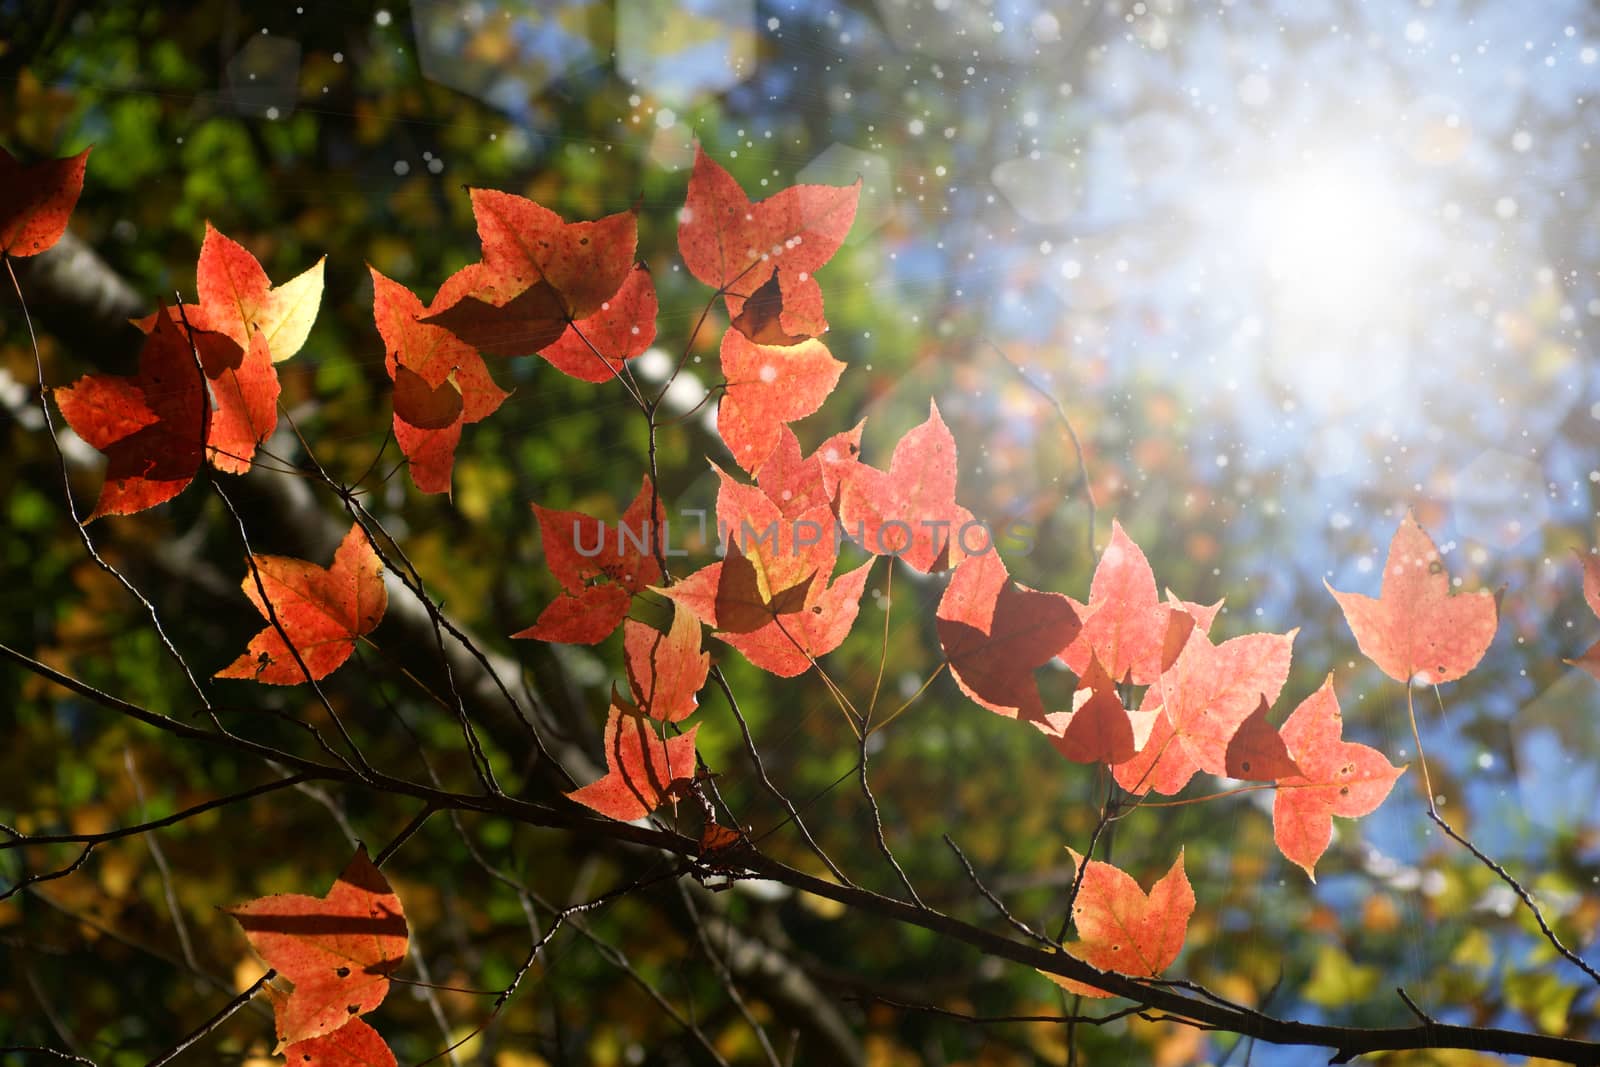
[755,423,863,517]
[515,476,663,645]
[713,540,819,634]
[729,272,812,345]
[417,279,569,357]
[1273,676,1405,879]
[1058,520,1224,686]
[1036,656,1139,766]
[1112,626,1297,796]
[715,469,834,615]
[540,264,658,382]
[390,364,464,430]
[1045,850,1195,999]
[1564,549,1600,680]
[56,308,209,520]
[716,557,873,678]
[660,468,869,676]
[624,601,710,723]
[370,264,511,495]
[717,329,845,473]
[663,554,874,678]
[423,258,657,383]
[698,820,747,857]
[0,143,90,257]
[216,523,387,685]
[662,552,867,678]
[127,224,321,474]
[1224,696,1302,781]
[937,548,1081,721]
[466,188,637,319]
[678,144,859,339]
[568,697,700,821]
[194,222,324,363]
[134,303,279,476]
[1326,512,1497,685]
[202,330,281,474]
[838,400,971,574]
[267,988,397,1067]
[226,845,408,1049]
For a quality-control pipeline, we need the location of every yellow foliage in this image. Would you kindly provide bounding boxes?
[1303,942,1381,1007]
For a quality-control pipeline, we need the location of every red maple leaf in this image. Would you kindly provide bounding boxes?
[1272,676,1406,879]
[467,188,637,320]
[515,476,663,645]
[370,265,511,495]
[1326,512,1497,685]
[1035,656,1138,766]
[1566,549,1600,680]
[567,698,700,821]
[678,144,859,339]
[717,329,845,473]
[129,225,323,474]
[714,469,834,611]
[717,557,873,678]
[216,523,388,685]
[225,845,408,1048]
[268,989,397,1067]
[1044,850,1195,998]
[755,423,863,517]
[660,470,869,677]
[661,550,872,678]
[936,548,1081,721]
[416,277,568,358]
[1058,520,1223,686]
[1223,696,1302,781]
[55,308,209,520]
[729,272,814,345]
[422,260,657,384]
[711,540,820,635]
[416,190,643,374]
[0,144,90,257]
[624,602,710,723]
[193,222,325,364]
[1112,625,1297,796]
[132,305,278,476]
[539,264,658,382]
[838,401,973,574]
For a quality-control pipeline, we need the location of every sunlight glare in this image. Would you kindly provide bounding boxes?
[1252,163,1416,327]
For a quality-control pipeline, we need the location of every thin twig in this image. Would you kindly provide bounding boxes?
[123,748,198,971]
[985,338,1097,562]
[677,883,784,1067]
[849,991,1143,1027]
[1428,808,1600,987]
[943,835,1059,949]
[2,775,316,850]
[4,254,214,712]
[859,729,924,906]
[710,666,853,886]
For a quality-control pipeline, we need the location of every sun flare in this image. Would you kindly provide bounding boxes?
[1250,162,1418,326]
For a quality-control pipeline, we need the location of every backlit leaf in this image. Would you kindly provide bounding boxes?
[1045,851,1195,999]
[0,143,90,257]
[567,698,700,821]
[216,523,387,685]
[226,846,407,1048]
[1327,512,1497,685]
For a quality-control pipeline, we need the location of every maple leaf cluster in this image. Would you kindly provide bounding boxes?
[226,846,408,1065]
[507,149,864,818]
[56,223,323,516]
[19,135,1588,1032]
